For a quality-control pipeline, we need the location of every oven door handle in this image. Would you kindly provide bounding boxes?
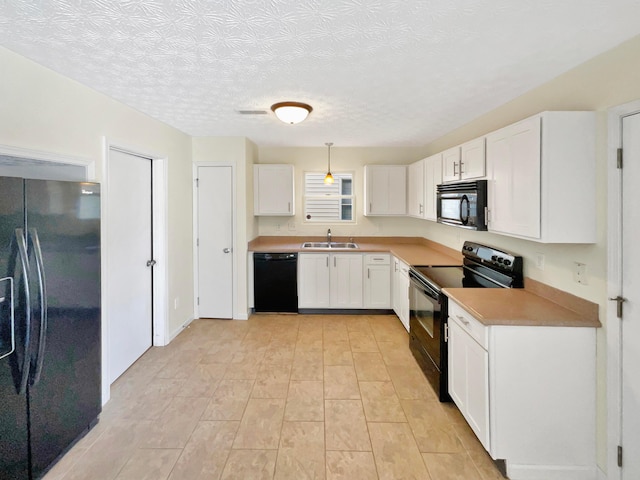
[409,275,440,301]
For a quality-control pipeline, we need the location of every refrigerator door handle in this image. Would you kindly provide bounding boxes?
[10,228,32,394]
[28,228,47,386]
[0,277,15,360]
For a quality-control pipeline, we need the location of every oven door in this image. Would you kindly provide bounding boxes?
[408,276,449,401]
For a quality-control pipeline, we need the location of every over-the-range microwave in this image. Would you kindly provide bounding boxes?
[436,180,488,230]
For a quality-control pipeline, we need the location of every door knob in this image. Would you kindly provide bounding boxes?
[146,259,156,267]
[223,248,231,253]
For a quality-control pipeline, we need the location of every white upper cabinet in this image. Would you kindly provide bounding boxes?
[253,164,294,216]
[442,138,485,183]
[407,159,425,218]
[424,153,442,222]
[364,165,407,216]
[442,146,461,183]
[486,111,596,243]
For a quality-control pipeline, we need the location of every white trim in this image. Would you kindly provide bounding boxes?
[169,316,196,342]
[505,464,597,480]
[192,162,237,319]
[607,99,640,480]
[0,143,96,180]
[101,138,169,405]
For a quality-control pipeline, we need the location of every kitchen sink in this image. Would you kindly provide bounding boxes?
[301,242,359,249]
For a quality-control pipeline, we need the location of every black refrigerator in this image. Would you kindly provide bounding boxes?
[0,177,101,479]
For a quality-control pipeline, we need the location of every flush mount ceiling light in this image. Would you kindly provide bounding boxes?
[324,142,334,184]
[270,101,313,124]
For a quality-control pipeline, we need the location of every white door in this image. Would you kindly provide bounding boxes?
[621,112,640,479]
[197,166,233,318]
[107,149,153,382]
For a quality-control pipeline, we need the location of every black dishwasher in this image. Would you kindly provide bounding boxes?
[253,253,298,313]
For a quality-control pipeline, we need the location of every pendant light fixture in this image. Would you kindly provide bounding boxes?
[324,142,334,184]
[270,101,313,124]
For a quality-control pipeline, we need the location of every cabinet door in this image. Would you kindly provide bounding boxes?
[365,166,407,215]
[298,253,330,308]
[448,318,490,451]
[460,137,486,180]
[407,159,425,218]
[254,164,294,216]
[330,254,363,308]
[442,146,461,182]
[364,264,391,309]
[486,117,541,238]
[424,153,442,222]
[392,258,401,316]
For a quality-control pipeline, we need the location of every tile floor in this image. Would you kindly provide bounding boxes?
[44,314,505,480]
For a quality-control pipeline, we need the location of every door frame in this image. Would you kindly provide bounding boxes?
[192,162,237,319]
[607,99,640,479]
[102,138,168,404]
[0,143,96,179]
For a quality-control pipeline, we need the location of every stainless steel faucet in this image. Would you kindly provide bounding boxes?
[327,228,332,244]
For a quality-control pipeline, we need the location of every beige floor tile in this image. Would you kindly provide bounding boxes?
[324,400,371,451]
[348,331,379,352]
[386,364,437,400]
[453,422,487,454]
[177,362,226,397]
[290,350,324,381]
[368,422,431,480]
[42,445,88,480]
[274,421,325,480]
[202,379,254,421]
[324,365,360,399]
[423,452,483,480]
[468,449,506,480]
[323,322,349,342]
[252,363,292,399]
[220,449,277,480]
[377,341,419,367]
[353,352,390,382]
[284,380,324,421]
[201,343,241,364]
[223,360,261,380]
[324,341,354,366]
[345,317,373,333]
[401,399,464,453]
[114,448,181,480]
[263,344,296,365]
[325,451,378,480]
[233,398,285,449]
[359,381,406,422]
[296,330,324,351]
[118,378,186,421]
[139,396,209,449]
[60,420,153,480]
[168,421,238,480]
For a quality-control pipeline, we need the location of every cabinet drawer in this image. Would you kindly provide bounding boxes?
[365,254,390,265]
[448,301,488,350]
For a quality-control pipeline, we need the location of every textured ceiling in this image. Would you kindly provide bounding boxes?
[1,1,640,147]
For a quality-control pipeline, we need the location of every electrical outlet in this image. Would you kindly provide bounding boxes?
[574,262,588,285]
[535,253,545,270]
[288,221,296,231]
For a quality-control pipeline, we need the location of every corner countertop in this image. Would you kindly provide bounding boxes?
[248,236,600,329]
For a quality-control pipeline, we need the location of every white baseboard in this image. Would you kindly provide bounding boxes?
[507,464,597,480]
[168,317,195,343]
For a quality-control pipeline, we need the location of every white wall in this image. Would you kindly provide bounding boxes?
[0,46,195,399]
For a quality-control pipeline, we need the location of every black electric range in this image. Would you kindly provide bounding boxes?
[408,241,523,402]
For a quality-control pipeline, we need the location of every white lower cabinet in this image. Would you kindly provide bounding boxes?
[298,253,362,309]
[392,256,410,331]
[447,300,597,480]
[363,254,391,309]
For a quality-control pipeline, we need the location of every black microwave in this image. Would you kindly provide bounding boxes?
[436,180,488,230]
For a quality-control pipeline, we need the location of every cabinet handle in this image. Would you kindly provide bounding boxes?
[456,315,470,326]
[326,257,329,268]
[459,161,464,174]
[394,261,398,272]
[419,204,423,214]
[334,257,336,267]
[484,206,490,224]
[453,162,458,176]
[369,202,372,212]
[288,202,291,212]
[367,268,370,279]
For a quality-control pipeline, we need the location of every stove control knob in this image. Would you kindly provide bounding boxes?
[504,259,512,266]
[497,257,504,263]
[491,255,497,261]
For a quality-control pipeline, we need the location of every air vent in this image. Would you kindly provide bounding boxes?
[237,110,268,115]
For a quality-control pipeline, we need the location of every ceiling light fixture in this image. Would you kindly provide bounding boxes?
[324,142,334,184]
[270,101,313,124]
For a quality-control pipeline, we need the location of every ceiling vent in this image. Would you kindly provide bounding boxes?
[237,110,268,115]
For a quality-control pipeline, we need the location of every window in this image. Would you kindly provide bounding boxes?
[304,172,354,222]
